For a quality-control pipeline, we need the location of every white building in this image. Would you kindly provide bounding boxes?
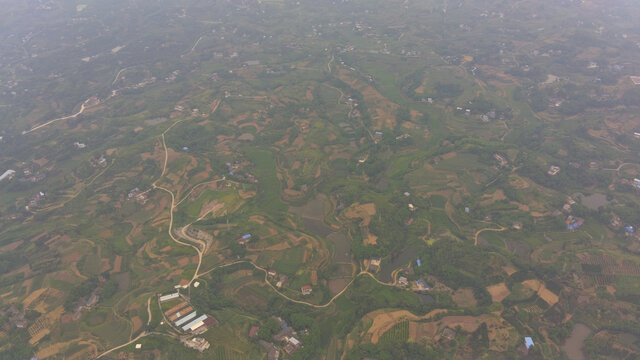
[159,292,179,302]
[0,169,16,181]
[182,314,208,332]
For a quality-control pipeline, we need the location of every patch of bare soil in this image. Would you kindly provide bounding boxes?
[328,278,350,296]
[452,288,478,308]
[344,202,376,226]
[523,279,559,306]
[112,255,122,273]
[366,309,447,344]
[487,283,511,302]
[479,189,507,206]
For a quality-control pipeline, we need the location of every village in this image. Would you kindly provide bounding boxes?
[155,272,310,358]
[155,290,218,352]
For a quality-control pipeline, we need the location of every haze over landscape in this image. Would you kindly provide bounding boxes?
[1,0,640,359]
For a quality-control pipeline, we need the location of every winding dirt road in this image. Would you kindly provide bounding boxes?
[195,259,391,309]
[474,225,506,246]
[22,101,88,134]
[95,332,148,359]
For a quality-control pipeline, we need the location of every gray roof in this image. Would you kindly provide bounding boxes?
[174,311,197,326]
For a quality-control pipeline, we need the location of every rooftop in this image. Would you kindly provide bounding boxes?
[250,325,260,338]
[524,337,534,349]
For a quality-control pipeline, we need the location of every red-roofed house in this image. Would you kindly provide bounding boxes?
[249,325,260,338]
[301,285,312,295]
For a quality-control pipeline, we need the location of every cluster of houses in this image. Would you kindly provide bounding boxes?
[626,227,640,253]
[225,161,259,183]
[72,275,112,320]
[610,213,639,242]
[610,213,624,230]
[160,293,217,335]
[181,337,210,352]
[73,288,99,320]
[565,215,584,231]
[236,233,252,245]
[550,196,585,231]
[1,168,46,184]
[165,70,180,83]
[387,258,432,292]
[249,315,307,360]
[272,316,304,355]
[90,154,108,168]
[231,170,259,184]
[618,178,640,192]
[345,96,362,120]
[266,269,310,296]
[397,275,431,292]
[127,187,149,205]
[19,168,45,183]
[1,305,27,329]
[456,106,496,122]
[26,191,46,210]
[493,153,509,168]
[0,169,16,182]
[481,111,497,122]
[226,161,243,175]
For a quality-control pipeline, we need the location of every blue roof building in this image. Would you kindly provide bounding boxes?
[524,337,534,349]
[415,278,430,291]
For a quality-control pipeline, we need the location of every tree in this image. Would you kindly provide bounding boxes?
[470,322,489,355]
[258,317,279,341]
[101,279,118,300]
[229,241,246,258]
